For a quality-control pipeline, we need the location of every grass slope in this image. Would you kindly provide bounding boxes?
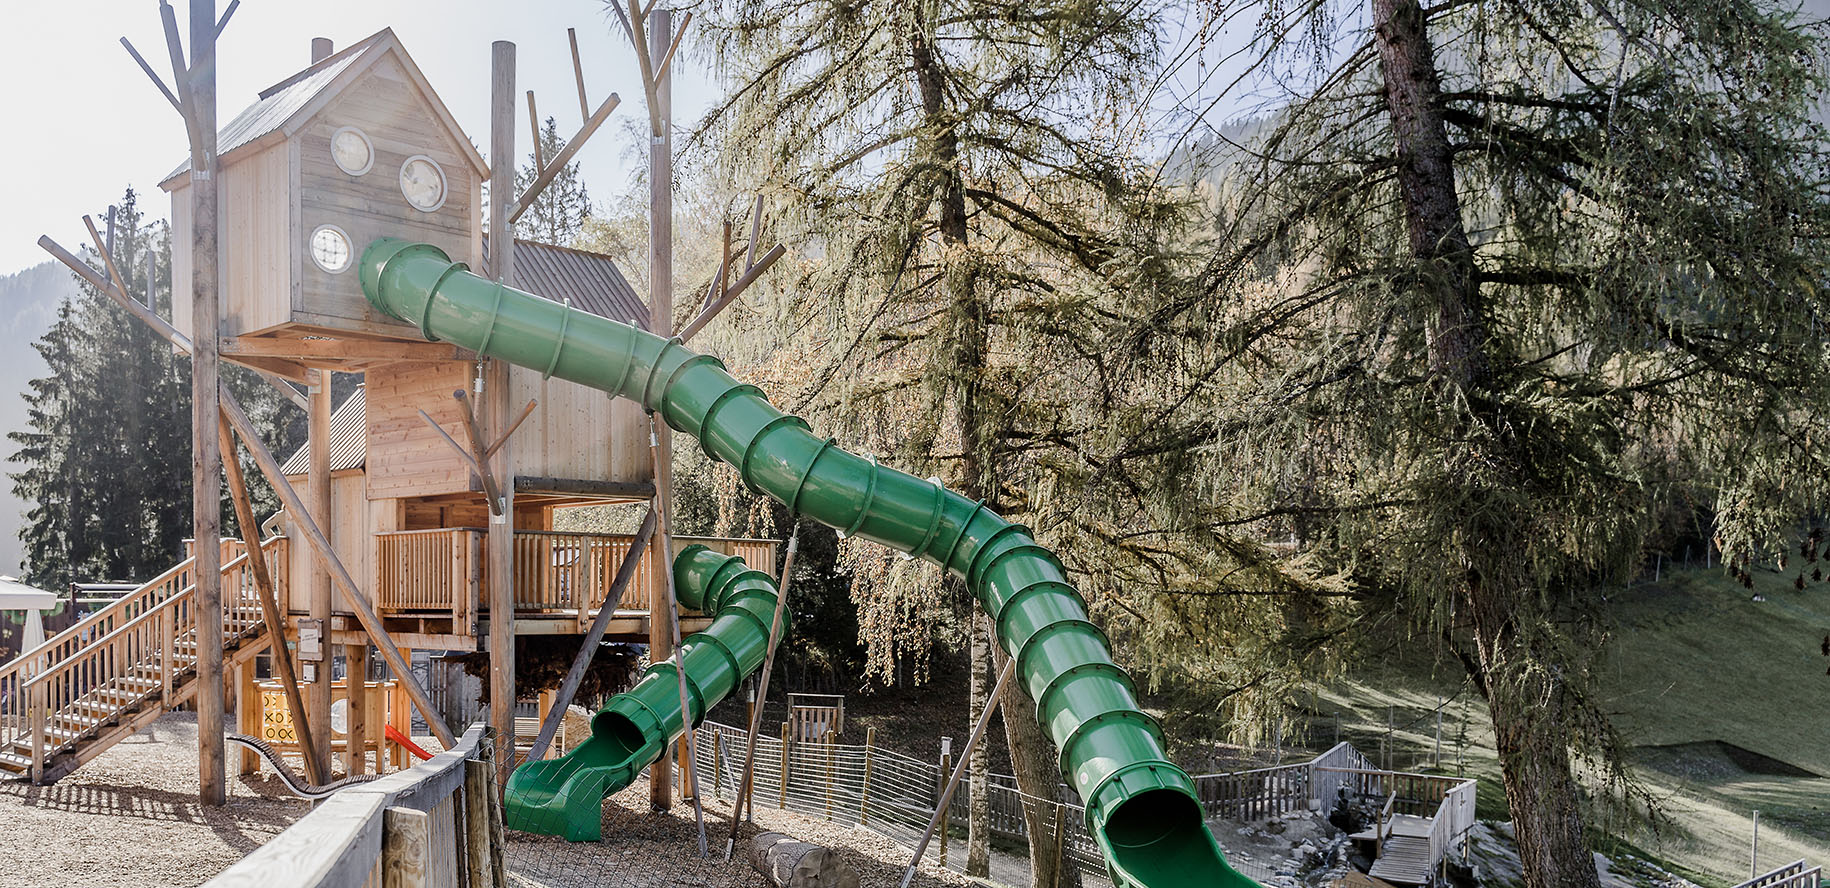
[1315,565,1830,887]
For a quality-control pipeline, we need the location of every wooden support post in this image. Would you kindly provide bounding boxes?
[392,646,414,768]
[899,658,1015,888]
[186,0,227,808]
[649,410,707,850]
[220,388,457,747]
[1051,800,1067,888]
[731,527,799,841]
[487,39,519,779]
[641,0,678,806]
[861,726,875,825]
[824,733,835,820]
[348,644,369,775]
[29,682,45,784]
[780,721,790,810]
[306,369,334,781]
[383,806,430,888]
[464,758,496,888]
[220,417,326,784]
[525,510,657,762]
[161,605,176,701]
[236,662,259,774]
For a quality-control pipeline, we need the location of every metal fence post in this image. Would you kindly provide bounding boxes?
[861,726,875,825]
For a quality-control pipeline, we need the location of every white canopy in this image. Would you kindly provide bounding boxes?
[0,577,59,654]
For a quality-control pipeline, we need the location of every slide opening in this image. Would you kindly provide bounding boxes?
[1103,787,1202,848]
[590,710,650,756]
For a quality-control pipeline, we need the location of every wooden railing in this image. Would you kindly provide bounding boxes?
[5,538,286,780]
[1738,860,1826,888]
[1312,766,1472,818]
[373,528,777,621]
[205,723,501,888]
[1427,777,1477,871]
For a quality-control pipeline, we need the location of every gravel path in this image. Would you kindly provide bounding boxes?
[0,712,310,888]
[506,775,982,888]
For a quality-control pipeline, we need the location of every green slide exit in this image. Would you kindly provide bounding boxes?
[360,238,1257,888]
[505,544,783,840]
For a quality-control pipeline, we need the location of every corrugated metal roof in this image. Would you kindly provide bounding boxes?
[484,236,648,330]
[163,32,387,183]
[281,387,366,476]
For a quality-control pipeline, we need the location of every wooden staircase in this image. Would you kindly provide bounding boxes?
[0,538,286,783]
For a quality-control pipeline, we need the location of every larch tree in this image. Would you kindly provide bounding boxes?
[696,0,1186,880]
[1134,0,1830,885]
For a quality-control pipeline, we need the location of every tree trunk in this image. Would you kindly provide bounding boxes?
[749,832,861,888]
[1372,2,1601,887]
[967,613,993,876]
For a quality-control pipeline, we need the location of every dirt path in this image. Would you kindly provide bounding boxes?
[0,712,308,888]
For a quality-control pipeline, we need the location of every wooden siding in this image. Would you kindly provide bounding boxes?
[282,472,372,614]
[508,367,653,487]
[295,52,477,336]
[169,142,293,341]
[363,361,474,500]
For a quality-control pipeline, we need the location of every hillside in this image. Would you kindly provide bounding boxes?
[0,260,80,575]
[1316,565,1830,887]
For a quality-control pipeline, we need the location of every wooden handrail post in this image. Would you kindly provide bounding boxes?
[161,607,175,701]
[29,681,46,783]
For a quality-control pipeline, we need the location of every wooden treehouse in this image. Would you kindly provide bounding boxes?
[1,29,774,784]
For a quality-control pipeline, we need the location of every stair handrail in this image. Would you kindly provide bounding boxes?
[0,536,265,681]
[18,540,275,696]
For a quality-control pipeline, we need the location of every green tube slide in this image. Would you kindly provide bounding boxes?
[505,545,783,840]
[361,238,1255,888]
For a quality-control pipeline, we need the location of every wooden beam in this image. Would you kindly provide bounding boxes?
[525,509,657,762]
[228,355,314,383]
[512,476,655,500]
[39,235,190,350]
[120,37,183,115]
[526,91,544,174]
[730,526,799,837]
[452,391,505,515]
[507,92,621,224]
[643,2,677,812]
[82,215,131,300]
[678,244,787,342]
[258,372,309,411]
[484,399,538,460]
[419,408,488,479]
[568,28,589,123]
[217,417,327,786]
[651,12,692,88]
[214,0,239,37]
[220,386,458,748]
[221,336,468,362]
[898,657,1015,888]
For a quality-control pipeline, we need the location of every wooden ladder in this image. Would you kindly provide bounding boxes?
[0,537,286,783]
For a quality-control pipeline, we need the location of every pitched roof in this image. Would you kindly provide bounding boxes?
[280,387,365,476]
[161,29,487,188]
[484,236,648,330]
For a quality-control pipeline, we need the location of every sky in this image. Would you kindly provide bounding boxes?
[0,0,719,275]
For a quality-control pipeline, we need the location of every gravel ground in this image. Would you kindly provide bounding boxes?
[506,774,981,888]
[0,712,310,888]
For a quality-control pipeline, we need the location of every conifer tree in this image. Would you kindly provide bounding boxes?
[1134,1,1830,884]
[515,116,591,245]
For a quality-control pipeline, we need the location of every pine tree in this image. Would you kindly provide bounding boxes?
[515,116,591,245]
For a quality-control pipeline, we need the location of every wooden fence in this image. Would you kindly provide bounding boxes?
[204,723,502,888]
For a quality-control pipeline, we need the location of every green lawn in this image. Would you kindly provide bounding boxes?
[1312,564,1830,887]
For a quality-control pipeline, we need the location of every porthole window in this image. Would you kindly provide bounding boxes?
[398,154,447,212]
[310,224,353,274]
[330,126,373,176]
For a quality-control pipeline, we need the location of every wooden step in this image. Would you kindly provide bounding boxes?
[0,751,28,773]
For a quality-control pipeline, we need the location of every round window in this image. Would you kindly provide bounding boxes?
[310,224,353,274]
[330,126,374,176]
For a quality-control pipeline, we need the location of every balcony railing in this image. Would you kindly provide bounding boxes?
[373,528,776,624]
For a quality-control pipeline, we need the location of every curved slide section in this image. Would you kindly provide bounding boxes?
[361,239,1254,888]
[506,545,784,840]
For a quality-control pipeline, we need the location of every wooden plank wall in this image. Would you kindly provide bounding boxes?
[282,472,372,614]
[364,361,474,499]
[295,52,477,336]
[508,368,652,486]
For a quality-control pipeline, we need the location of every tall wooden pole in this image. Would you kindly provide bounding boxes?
[487,40,519,777]
[646,4,677,813]
[188,0,225,808]
[306,369,333,780]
